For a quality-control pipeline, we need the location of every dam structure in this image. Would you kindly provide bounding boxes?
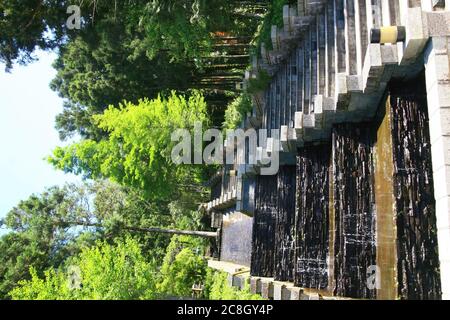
[204,0,450,300]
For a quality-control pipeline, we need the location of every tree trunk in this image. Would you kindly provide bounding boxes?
[58,220,218,239]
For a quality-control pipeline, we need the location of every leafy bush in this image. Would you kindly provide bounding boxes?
[254,0,294,54]
[223,93,253,130]
[48,91,210,201]
[247,70,272,94]
[158,235,207,298]
[10,238,157,300]
[204,270,263,300]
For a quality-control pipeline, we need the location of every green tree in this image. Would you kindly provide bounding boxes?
[1,0,265,137]
[48,92,210,201]
[203,270,263,300]
[157,235,207,298]
[0,233,56,299]
[50,27,196,140]
[0,0,68,71]
[0,180,202,299]
[223,93,253,130]
[9,238,157,300]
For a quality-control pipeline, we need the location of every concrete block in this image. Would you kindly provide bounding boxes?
[431,135,450,171]
[439,259,450,299]
[303,114,315,128]
[426,11,450,37]
[266,137,274,155]
[295,112,304,133]
[425,83,450,117]
[273,283,284,301]
[348,92,373,113]
[308,293,320,300]
[271,25,281,51]
[237,274,250,290]
[261,279,274,299]
[313,97,324,129]
[232,274,241,288]
[314,95,324,114]
[436,197,450,230]
[424,37,449,87]
[283,5,291,32]
[299,291,320,300]
[227,273,234,287]
[273,282,292,300]
[433,52,450,84]
[381,45,399,65]
[289,287,303,300]
[347,75,363,93]
[429,107,450,144]
[287,128,299,151]
[401,7,428,65]
[433,165,450,200]
[362,44,384,94]
[335,73,348,98]
[438,227,450,262]
[250,278,262,294]
[280,126,289,152]
[323,97,336,112]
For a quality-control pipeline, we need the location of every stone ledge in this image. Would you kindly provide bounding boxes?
[208,260,356,300]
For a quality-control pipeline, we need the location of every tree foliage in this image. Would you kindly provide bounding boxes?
[48,92,210,201]
[223,93,253,130]
[203,270,263,300]
[0,179,206,299]
[0,0,273,301]
[0,185,96,298]
[50,20,195,140]
[0,0,68,71]
[157,235,207,298]
[1,0,266,137]
[9,238,157,300]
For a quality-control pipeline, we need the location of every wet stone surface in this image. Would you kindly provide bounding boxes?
[295,145,330,290]
[220,212,253,267]
[390,78,442,300]
[251,175,278,277]
[333,123,377,299]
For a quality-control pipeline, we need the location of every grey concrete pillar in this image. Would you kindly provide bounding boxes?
[424,35,450,300]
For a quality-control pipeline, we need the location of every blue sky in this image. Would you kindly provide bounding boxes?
[0,50,80,234]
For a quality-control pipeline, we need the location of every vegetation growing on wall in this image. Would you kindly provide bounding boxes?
[247,70,272,94]
[9,238,158,300]
[48,91,210,201]
[204,271,263,300]
[223,93,253,130]
[253,0,294,54]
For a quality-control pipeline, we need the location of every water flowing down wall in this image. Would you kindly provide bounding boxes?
[251,175,278,277]
[275,166,297,282]
[389,78,441,300]
[295,145,330,290]
[333,124,377,299]
[220,212,253,267]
